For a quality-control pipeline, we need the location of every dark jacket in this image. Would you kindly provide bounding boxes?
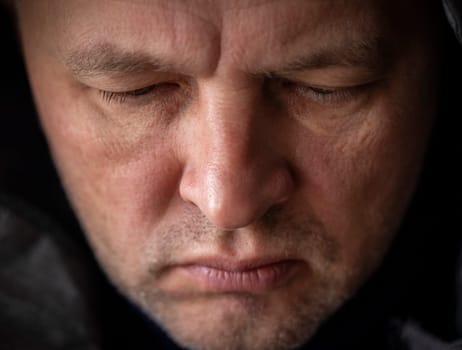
[1,2,462,349]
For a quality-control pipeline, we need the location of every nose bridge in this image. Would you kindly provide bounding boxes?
[179,78,293,230]
[206,82,258,172]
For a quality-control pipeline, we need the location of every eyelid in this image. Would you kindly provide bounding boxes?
[98,80,185,106]
[298,85,359,104]
[270,66,384,89]
[77,69,185,101]
[276,77,375,106]
[99,84,159,104]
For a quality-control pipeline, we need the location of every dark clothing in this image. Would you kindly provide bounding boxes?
[2,1,462,349]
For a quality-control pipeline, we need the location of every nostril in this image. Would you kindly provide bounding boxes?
[267,165,294,205]
[179,162,294,230]
[204,193,271,230]
[178,167,199,205]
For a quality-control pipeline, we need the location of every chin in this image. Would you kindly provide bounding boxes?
[124,276,350,350]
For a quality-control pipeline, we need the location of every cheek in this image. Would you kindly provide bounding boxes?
[45,115,184,285]
[294,99,433,262]
[49,117,180,225]
[32,74,183,265]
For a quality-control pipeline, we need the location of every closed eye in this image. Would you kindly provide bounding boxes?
[277,78,373,105]
[99,82,179,104]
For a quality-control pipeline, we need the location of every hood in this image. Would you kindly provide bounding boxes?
[444,0,462,43]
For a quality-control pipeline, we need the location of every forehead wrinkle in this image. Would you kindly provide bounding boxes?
[218,0,282,12]
[57,0,398,80]
[56,2,224,78]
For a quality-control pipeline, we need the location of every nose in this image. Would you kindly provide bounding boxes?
[179,80,294,230]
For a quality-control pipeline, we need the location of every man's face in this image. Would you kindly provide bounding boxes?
[17,1,439,349]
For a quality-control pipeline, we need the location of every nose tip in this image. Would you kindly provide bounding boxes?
[179,162,293,230]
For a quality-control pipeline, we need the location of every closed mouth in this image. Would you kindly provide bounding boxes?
[180,259,305,293]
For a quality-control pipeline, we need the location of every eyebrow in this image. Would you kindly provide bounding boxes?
[63,35,392,78]
[62,42,175,78]
[264,35,393,75]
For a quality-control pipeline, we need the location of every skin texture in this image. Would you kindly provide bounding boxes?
[17,1,440,349]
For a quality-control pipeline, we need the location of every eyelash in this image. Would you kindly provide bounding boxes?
[279,79,361,105]
[99,85,160,104]
[98,79,364,106]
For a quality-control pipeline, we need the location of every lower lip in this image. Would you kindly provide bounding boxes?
[182,261,303,293]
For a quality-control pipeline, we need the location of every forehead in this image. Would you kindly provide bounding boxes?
[19,0,418,75]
